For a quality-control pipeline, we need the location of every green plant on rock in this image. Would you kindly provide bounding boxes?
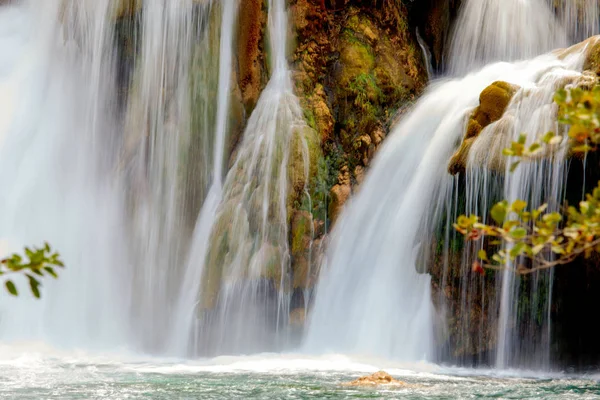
[455,86,600,274]
[1,243,64,298]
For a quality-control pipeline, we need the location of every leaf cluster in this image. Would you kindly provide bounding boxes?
[1,243,64,298]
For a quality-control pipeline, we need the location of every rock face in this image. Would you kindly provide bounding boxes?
[448,81,519,175]
[343,371,407,387]
[237,0,266,114]
[281,0,430,304]
[291,0,427,229]
[408,0,463,71]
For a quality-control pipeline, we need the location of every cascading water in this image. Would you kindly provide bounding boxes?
[0,0,232,354]
[122,0,202,351]
[1,0,599,378]
[306,0,599,368]
[552,0,600,43]
[448,0,568,75]
[445,0,600,369]
[304,53,593,361]
[0,0,131,347]
[174,0,313,356]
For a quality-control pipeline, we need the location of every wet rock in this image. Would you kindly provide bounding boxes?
[582,36,600,76]
[354,165,365,186]
[291,210,313,257]
[448,81,519,175]
[289,308,306,327]
[342,371,407,387]
[237,0,265,114]
[112,0,142,19]
[328,166,351,225]
[287,125,323,211]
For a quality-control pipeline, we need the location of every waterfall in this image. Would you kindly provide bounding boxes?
[306,24,595,368]
[0,0,131,347]
[552,0,600,43]
[170,0,239,355]
[448,0,568,75]
[0,0,233,354]
[174,0,312,356]
[122,0,202,352]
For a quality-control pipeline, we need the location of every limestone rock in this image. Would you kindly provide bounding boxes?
[328,166,351,225]
[291,210,313,258]
[583,36,600,76]
[237,0,265,114]
[343,371,407,387]
[448,81,519,175]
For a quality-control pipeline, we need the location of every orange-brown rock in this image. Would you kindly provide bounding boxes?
[328,166,351,225]
[342,371,407,387]
[237,0,265,113]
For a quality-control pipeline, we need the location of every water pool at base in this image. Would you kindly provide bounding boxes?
[0,347,598,399]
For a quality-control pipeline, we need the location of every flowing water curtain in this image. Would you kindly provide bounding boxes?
[0,0,133,347]
[550,0,600,43]
[441,45,597,368]
[118,0,224,352]
[447,0,568,75]
[188,0,319,356]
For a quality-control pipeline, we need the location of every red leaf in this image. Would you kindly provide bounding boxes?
[467,229,481,241]
[472,261,485,276]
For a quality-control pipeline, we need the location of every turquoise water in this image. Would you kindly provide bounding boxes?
[1,347,599,399]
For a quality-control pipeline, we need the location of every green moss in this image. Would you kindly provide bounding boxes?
[291,212,312,256]
[338,33,375,87]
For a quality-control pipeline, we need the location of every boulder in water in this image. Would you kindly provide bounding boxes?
[343,371,407,387]
[448,81,519,175]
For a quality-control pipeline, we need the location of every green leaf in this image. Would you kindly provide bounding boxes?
[43,267,58,279]
[5,280,17,296]
[542,131,555,143]
[491,201,508,224]
[478,249,488,261]
[511,199,527,213]
[509,161,520,173]
[27,275,41,299]
[51,259,64,268]
[509,227,527,240]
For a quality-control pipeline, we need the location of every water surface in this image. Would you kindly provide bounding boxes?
[1,346,598,399]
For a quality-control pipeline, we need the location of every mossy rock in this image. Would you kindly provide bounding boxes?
[287,125,323,206]
[448,137,476,176]
[448,81,519,175]
[200,198,244,310]
[338,36,375,88]
[473,81,519,129]
[292,254,311,289]
[254,242,290,292]
[291,210,313,257]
